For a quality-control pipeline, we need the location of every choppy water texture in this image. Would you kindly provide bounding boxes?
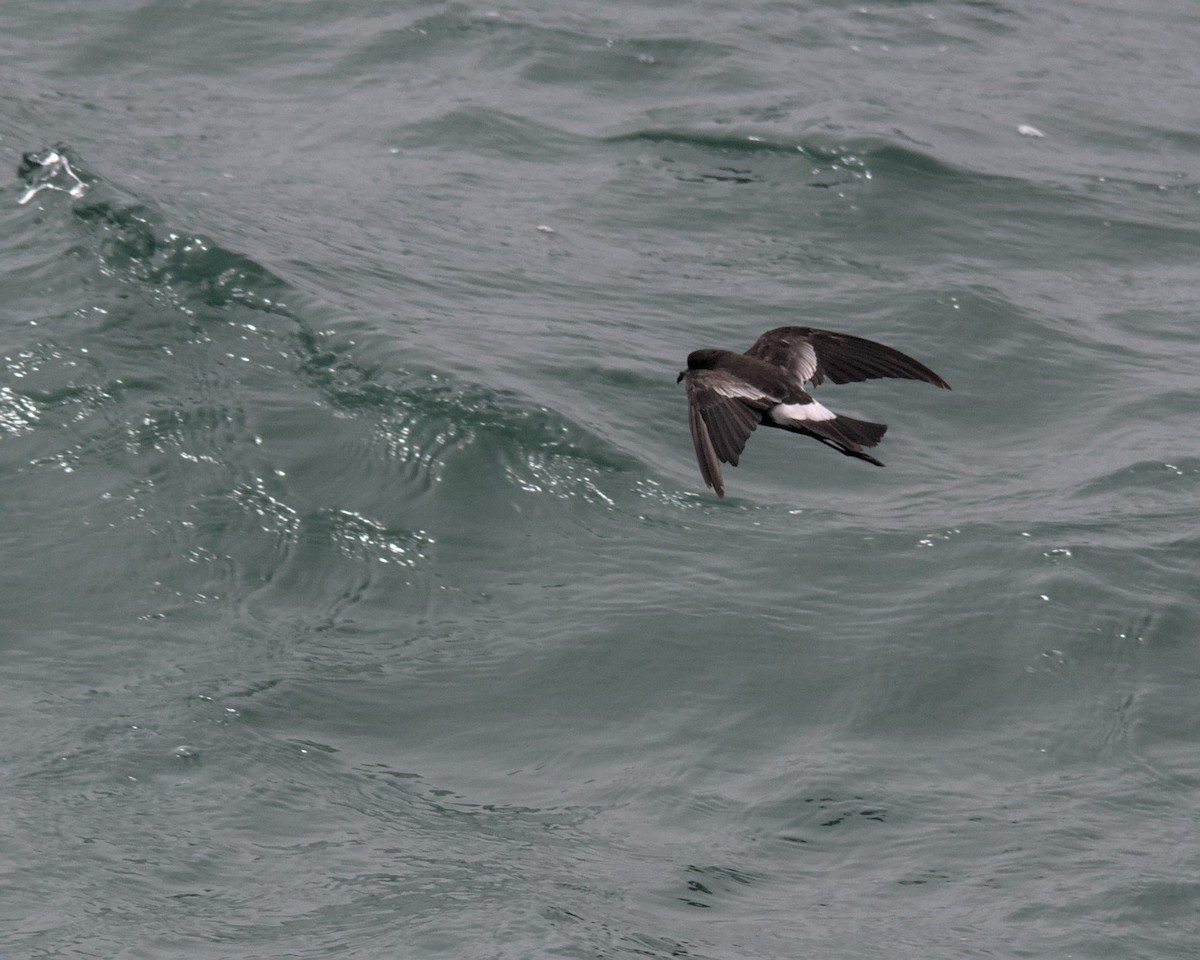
[3,2,1200,958]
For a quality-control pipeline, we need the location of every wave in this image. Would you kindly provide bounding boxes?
[11,144,631,506]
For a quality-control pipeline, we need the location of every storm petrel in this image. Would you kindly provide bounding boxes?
[677,326,950,497]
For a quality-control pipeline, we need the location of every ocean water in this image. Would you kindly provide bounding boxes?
[3,2,1199,957]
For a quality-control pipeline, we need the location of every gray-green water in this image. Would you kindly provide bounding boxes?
[3,2,1200,957]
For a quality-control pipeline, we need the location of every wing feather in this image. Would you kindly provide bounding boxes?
[683,371,772,496]
[687,399,725,496]
[744,326,950,389]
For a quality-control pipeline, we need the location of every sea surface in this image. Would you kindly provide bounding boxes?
[3,2,1199,958]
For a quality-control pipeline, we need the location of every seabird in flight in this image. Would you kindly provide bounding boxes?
[677,326,950,497]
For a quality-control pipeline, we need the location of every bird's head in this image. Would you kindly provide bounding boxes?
[679,349,725,381]
[689,349,722,368]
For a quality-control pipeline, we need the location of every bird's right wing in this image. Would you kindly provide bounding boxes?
[745,326,950,389]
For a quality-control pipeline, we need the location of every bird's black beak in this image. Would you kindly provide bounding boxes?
[676,370,686,383]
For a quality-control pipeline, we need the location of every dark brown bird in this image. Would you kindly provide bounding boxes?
[677,326,949,497]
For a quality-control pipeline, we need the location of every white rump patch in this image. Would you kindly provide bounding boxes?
[771,400,836,424]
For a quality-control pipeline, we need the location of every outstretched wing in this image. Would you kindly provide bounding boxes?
[744,326,950,389]
[683,370,775,497]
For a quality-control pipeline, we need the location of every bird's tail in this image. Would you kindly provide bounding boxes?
[781,414,888,467]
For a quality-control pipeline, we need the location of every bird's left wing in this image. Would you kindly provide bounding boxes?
[683,370,775,497]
